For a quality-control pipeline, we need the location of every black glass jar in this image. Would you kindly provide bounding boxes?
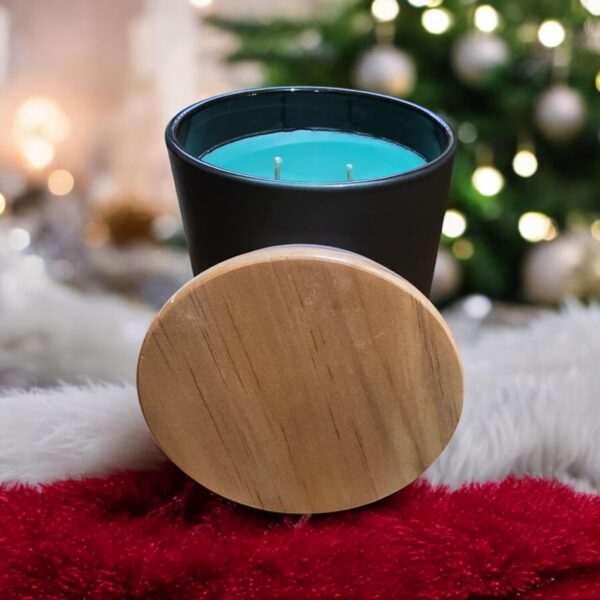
[166,87,456,296]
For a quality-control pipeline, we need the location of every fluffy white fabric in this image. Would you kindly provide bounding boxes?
[0,384,163,484]
[1,249,599,491]
[0,249,152,388]
[427,303,600,493]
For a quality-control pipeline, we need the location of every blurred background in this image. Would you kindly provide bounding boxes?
[0,0,598,311]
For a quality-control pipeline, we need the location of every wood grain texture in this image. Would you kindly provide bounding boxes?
[137,245,463,514]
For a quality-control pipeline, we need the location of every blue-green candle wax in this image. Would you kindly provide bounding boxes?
[200,129,426,184]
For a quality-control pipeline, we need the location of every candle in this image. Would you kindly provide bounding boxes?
[166,87,456,294]
[200,129,426,183]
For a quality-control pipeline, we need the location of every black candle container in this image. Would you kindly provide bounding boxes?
[166,87,456,296]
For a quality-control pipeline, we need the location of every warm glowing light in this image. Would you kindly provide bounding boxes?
[14,96,70,144]
[47,169,75,196]
[371,0,400,22]
[14,96,70,170]
[512,150,538,178]
[581,0,600,16]
[408,0,442,6]
[596,70,600,92]
[518,212,557,242]
[190,0,213,9]
[0,193,6,215]
[422,8,453,34]
[472,166,504,197]
[8,227,31,251]
[442,209,467,238]
[452,239,474,260]
[474,5,499,33]
[19,138,55,170]
[538,20,565,48]
[591,219,600,241]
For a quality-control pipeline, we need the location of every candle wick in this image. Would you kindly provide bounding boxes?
[346,163,353,182]
[274,156,282,180]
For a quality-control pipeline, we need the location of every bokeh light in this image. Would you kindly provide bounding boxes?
[472,166,505,196]
[452,239,474,260]
[371,0,400,23]
[190,0,213,9]
[581,0,600,16]
[48,169,75,196]
[518,212,558,242]
[512,150,538,178]
[538,20,566,48]
[8,227,31,251]
[442,209,467,238]
[19,138,55,170]
[422,9,452,34]
[474,5,499,33]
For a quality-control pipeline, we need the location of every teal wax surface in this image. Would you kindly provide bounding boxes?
[200,129,426,184]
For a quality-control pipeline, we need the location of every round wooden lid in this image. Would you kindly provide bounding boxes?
[137,245,463,513]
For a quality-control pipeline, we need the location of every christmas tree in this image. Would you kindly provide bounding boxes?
[208,0,600,303]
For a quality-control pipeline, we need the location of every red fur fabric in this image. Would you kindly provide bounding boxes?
[1,466,600,599]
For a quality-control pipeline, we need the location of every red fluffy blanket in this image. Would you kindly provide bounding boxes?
[2,466,600,598]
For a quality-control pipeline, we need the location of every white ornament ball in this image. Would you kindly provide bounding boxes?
[451,33,509,86]
[535,85,587,142]
[523,233,587,303]
[353,45,416,97]
[431,245,462,303]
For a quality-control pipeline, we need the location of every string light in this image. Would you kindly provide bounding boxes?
[442,209,467,238]
[581,0,600,16]
[0,193,6,215]
[13,96,70,170]
[537,20,565,48]
[452,239,474,260]
[371,0,400,23]
[8,227,31,251]
[48,169,75,196]
[19,138,55,170]
[474,5,499,33]
[472,165,504,196]
[591,219,600,241]
[421,8,453,34]
[512,149,538,178]
[190,0,213,9]
[518,212,558,242]
[408,0,443,6]
[14,97,70,144]
[595,70,600,92]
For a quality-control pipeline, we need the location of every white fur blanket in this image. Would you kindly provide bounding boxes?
[1,249,599,492]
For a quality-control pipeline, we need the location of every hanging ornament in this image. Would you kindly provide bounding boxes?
[523,231,600,303]
[451,33,509,86]
[353,44,416,97]
[430,245,462,304]
[535,85,586,142]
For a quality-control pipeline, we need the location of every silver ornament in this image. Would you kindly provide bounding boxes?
[353,44,416,97]
[522,232,599,303]
[451,33,509,86]
[535,85,586,142]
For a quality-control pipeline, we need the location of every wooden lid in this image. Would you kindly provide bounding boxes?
[137,245,463,513]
